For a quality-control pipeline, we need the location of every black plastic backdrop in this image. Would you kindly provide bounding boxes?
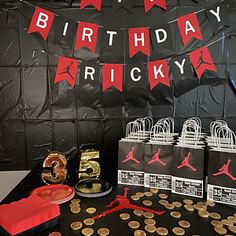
[0,0,236,173]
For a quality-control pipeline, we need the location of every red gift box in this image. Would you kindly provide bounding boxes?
[0,195,60,235]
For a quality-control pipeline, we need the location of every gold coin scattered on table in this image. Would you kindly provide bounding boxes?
[211,220,224,227]
[159,200,169,206]
[70,207,81,214]
[150,188,159,194]
[194,204,207,211]
[71,198,81,204]
[172,201,182,208]
[48,232,61,236]
[183,199,193,205]
[119,213,130,220]
[172,227,185,235]
[131,195,140,201]
[134,229,146,236]
[143,212,154,219]
[70,221,83,230]
[145,224,156,233]
[214,226,227,235]
[83,218,95,226]
[70,202,80,208]
[222,219,233,227]
[206,200,215,207]
[198,210,209,218]
[234,213,236,217]
[133,209,143,217]
[184,204,194,212]
[86,207,97,214]
[170,211,181,219]
[165,203,174,210]
[229,225,236,234]
[178,220,190,228]
[128,220,140,229]
[82,228,94,236]
[143,200,152,206]
[136,192,145,198]
[227,216,236,223]
[144,191,153,197]
[209,212,221,220]
[156,227,168,236]
[144,218,156,225]
[159,193,168,199]
[97,227,110,236]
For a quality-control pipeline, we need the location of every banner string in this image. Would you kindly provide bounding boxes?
[20,0,226,30]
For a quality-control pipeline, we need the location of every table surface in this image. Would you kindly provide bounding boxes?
[1,166,236,236]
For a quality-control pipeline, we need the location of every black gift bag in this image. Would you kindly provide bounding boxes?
[207,149,236,205]
[144,143,173,190]
[172,145,205,198]
[118,140,145,186]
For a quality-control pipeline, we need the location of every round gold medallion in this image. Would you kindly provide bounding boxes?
[134,230,146,236]
[159,193,168,199]
[198,210,209,218]
[222,219,234,227]
[128,220,140,229]
[71,198,81,204]
[70,207,81,214]
[211,220,223,227]
[156,227,168,236]
[214,226,227,235]
[159,200,169,206]
[83,218,95,226]
[165,203,174,210]
[206,200,215,207]
[70,221,83,230]
[184,204,194,212]
[209,212,221,220]
[131,195,140,201]
[172,227,185,235]
[136,192,145,197]
[144,218,156,225]
[144,191,153,197]
[229,225,236,234]
[172,201,182,208]
[119,213,130,220]
[170,211,181,219]
[97,227,110,236]
[48,232,61,236]
[82,228,94,236]
[86,207,97,214]
[178,220,190,228]
[143,200,152,206]
[143,212,154,219]
[145,224,156,233]
[227,216,236,223]
[133,209,143,217]
[150,188,159,194]
[183,199,193,205]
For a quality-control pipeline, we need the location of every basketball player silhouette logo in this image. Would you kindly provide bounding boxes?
[147,148,166,166]
[177,151,197,172]
[196,50,212,70]
[213,159,236,181]
[58,62,75,81]
[122,147,140,164]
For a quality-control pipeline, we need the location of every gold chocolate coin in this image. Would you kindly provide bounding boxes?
[183,199,193,205]
[156,227,168,235]
[227,216,236,223]
[211,220,224,227]
[82,228,94,236]
[198,210,209,218]
[150,188,159,194]
[86,207,97,214]
[222,219,233,226]
[184,204,194,212]
[206,200,215,207]
[136,192,145,197]
[214,226,227,235]
[165,203,174,210]
[134,230,146,236]
[170,211,181,219]
[178,220,190,228]
[128,220,140,229]
[143,200,152,206]
[143,212,154,219]
[159,200,168,206]
[48,232,61,236]
[172,201,182,208]
[194,204,207,211]
[83,218,95,226]
[144,191,153,197]
[70,202,80,208]
[159,193,168,199]
[70,221,83,230]
[145,224,156,233]
[97,227,110,236]
[210,212,221,220]
[70,207,81,214]
[172,227,185,235]
[120,213,130,220]
[133,209,143,216]
[71,198,81,204]
[131,195,140,201]
[144,218,156,225]
[229,225,236,234]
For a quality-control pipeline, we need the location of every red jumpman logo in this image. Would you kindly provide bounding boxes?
[213,159,236,181]
[93,188,165,220]
[177,152,197,172]
[122,147,140,164]
[147,148,166,166]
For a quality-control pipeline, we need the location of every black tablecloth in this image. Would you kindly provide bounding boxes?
[1,165,236,236]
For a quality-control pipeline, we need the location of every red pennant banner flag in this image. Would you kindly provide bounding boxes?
[189,46,216,79]
[54,56,79,87]
[177,12,203,46]
[144,0,167,13]
[75,21,98,52]
[80,0,102,11]
[102,64,123,92]
[147,59,170,90]
[28,6,55,41]
[128,27,150,58]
